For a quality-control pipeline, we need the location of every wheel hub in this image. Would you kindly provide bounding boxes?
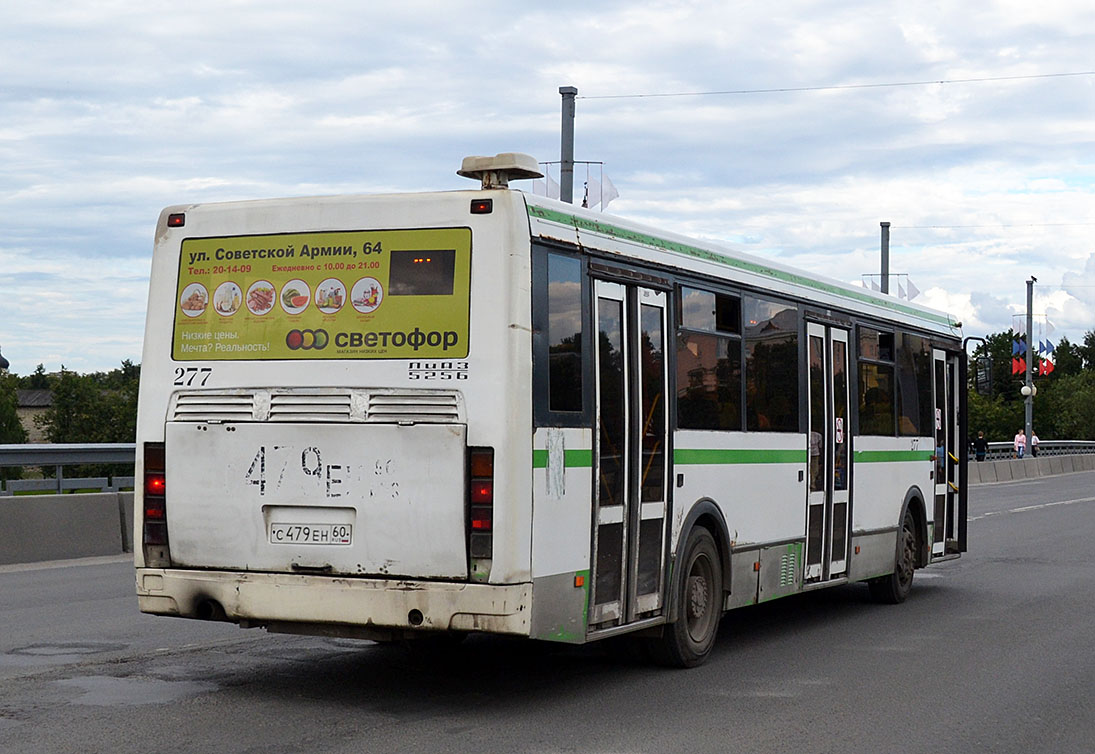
[688,574,708,619]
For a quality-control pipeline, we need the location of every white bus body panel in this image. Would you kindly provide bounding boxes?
[531,427,594,578]
[851,435,932,532]
[673,430,806,549]
[165,421,467,578]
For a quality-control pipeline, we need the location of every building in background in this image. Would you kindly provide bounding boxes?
[16,390,52,442]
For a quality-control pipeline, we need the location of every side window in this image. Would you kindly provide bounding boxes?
[744,297,799,432]
[895,332,933,436]
[533,248,587,425]
[858,327,895,436]
[546,254,584,412]
[676,286,742,431]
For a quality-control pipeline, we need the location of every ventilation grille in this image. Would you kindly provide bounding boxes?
[269,393,353,422]
[170,389,462,424]
[779,551,798,588]
[173,392,256,423]
[366,393,460,423]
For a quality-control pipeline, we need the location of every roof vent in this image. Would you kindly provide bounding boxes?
[458,152,543,190]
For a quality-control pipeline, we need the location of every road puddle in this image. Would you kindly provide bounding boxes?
[55,676,216,706]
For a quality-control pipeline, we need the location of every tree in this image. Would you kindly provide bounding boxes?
[1037,372,1095,440]
[1052,336,1084,378]
[1078,330,1095,371]
[970,331,1023,401]
[965,329,1095,443]
[34,362,140,479]
[25,363,51,389]
[0,373,28,481]
[37,367,101,443]
[967,389,1022,443]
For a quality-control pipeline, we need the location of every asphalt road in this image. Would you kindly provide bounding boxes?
[1,471,1093,754]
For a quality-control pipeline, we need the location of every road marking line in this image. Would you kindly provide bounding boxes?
[970,496,1095,521]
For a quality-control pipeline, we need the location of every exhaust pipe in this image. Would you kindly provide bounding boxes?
[195,599,227,622]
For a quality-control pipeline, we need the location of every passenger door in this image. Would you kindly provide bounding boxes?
[589,281,670,627]
[932,349,960,555]
[805,323,851,582]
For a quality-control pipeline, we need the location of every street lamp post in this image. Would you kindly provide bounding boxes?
[1023,276,1036,444]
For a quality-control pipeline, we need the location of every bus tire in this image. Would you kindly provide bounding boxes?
[868,507,917,604]
[650,527,723,668]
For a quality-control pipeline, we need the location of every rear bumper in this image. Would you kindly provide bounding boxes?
[136,568,531,637]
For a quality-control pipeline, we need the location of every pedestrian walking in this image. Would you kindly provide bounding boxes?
[1030,431,1040,457]
[972,430,988,462]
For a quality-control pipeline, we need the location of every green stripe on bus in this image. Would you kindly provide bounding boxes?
[533,446,929,467]
[853,450,934,463]
[526,204,957,329]
[532,449,594,469]
[673,448,807,465]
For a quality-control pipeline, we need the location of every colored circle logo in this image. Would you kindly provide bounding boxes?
[286,329,329,350]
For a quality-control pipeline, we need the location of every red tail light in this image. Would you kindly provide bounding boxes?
[468,447,494,560]
[470,480,493,505]
[142,443,170,557]
[145,473,166,498]
[471,509,493,530]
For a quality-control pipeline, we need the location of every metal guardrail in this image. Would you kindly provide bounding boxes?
[0,443,136,496]
[980,440,1095,461]
[1,440,1093,494]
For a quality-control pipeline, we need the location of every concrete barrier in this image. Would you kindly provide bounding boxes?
[0,492,130,566]
[976,462,997,483]
[1,457,1092,566]
[967,463,981,484]
[120,491,134,552]
[969,454,1095,486]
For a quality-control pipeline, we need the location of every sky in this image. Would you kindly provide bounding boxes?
[2,0,1094,375]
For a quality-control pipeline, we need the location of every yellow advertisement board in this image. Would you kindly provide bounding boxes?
[172,228,471,360]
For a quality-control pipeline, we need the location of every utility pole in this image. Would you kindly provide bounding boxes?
[1023,276,1036,443]
[559,86,577,204]
[880,221,891,294]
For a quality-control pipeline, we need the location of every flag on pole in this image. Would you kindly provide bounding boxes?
[897,280,907,300]
[905,278,920,301]
[585,174,619,211]
[532,174,560,199]
[869,277,880,292]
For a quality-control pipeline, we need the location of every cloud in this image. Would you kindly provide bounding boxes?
[1062,252,1095,308]
[2,1,1095,374]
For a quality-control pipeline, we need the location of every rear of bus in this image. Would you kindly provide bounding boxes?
[135,184,537,641]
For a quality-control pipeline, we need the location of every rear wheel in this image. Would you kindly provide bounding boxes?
[649,527,723,668]
[868,507,917,604]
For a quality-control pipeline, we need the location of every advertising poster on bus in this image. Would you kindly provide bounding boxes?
[172,227,471,360]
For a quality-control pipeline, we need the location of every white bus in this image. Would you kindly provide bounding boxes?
[135,152,967,667]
